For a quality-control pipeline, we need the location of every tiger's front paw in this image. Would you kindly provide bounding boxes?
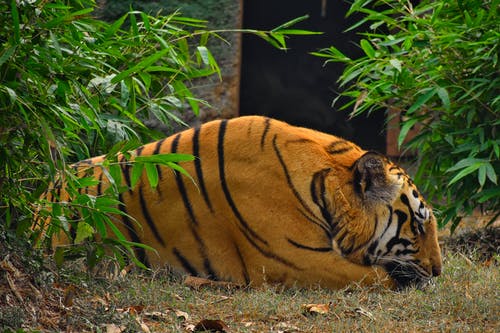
[370,265,397,289]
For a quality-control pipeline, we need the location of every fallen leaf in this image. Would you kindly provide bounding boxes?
[241,321,255,327]
[193,319,229,332]
[118,305,144,315]
[135,316,151,333]
[482,257,493,267]
[275,321,300,332]
[144,311,170,321]
[105,323,125,333]
[173,308,190,321]
[301,303,330,315]
[185,323,196,332]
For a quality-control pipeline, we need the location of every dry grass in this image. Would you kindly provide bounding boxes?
[1,231,499,332]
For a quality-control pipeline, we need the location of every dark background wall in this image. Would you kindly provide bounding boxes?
[240,0,386,152]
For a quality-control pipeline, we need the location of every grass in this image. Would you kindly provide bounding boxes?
[1,231,498,332]
[100,252,499,332]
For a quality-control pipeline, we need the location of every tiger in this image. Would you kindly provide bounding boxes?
[36,116,442,290]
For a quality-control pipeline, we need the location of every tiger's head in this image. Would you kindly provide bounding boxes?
[352,152,442,289]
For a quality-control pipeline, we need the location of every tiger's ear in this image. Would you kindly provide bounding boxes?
[353,152,398,205]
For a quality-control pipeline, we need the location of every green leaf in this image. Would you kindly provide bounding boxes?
[389,58,402,72]
[0,46,16,67]
[10,0,20,44]
[111,48,170,84]
[131,162,144,188]
[398,118,419,148]
[270,15,310,32]
[407,88,437,114]
[478,165,486,186]
[105,12,128,38]
[448,163,482,185]
[108,164,123,188]
[476,187,500,203]
[436,87,450,110]
[446,158,486,172]
[275,29,322,35]
[74,221,95,244]
[197,46,210,66]
[360,39,376,58]
[144,162,159,189]
[105,217,128,242]
[484,162,497,184]
[167,162,196,186]
[135,153,195,164]
[43,8,94,29]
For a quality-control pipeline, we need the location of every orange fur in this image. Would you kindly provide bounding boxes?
[38,116,442,289]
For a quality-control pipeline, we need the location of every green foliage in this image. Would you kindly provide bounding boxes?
[313,0,499,230]
[1,0,316,268]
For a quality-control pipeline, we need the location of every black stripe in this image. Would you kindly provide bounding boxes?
[153,138,166,180]
[380,205,394,237]
[326,140,353,155]
[383,210,410,255]
[192,126,214,213]
[171,133,197,226]
[287,238,332,252]
[173,247,198,276]
[272,135,323,225]
[234,244,250,285]
[139,185,165,246]
[96,171,104,196]
[118,193,148,266]
[260,117,271,150]
[238,224,300,269]
[172,132,217,278]
[284,138,315,146]
[335,230,348,250]
[310,169,334,231]
[217,119,268,245]
[216,120,299,270]
[187,223,218,279]
[367,240,379,256]
[136,145,145,156]
[400,193,419,236]
[52,179,62,200]
[119,155,132,192]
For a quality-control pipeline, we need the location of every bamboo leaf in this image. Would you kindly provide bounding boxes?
[111,48,170,83]
[398,118,419,148]
[360,39,376,58]
[407,88,437,114]
[389,58,402,72]
[144,162,159,189]
[448,163,482,185]
[135,153,195,164]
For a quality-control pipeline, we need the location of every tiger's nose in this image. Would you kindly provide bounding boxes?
[432,264,442,277]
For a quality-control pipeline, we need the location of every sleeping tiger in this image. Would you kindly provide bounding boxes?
[38,116,442,289]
